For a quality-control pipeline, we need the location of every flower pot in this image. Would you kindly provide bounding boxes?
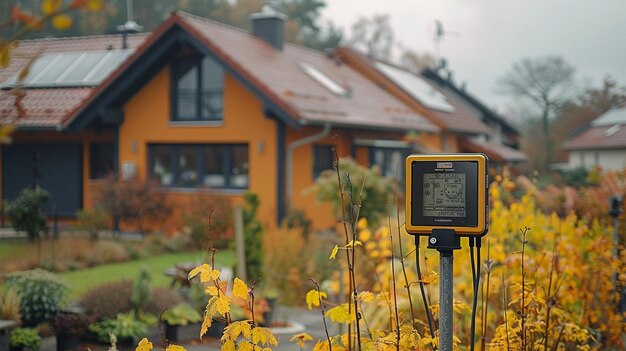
[56,334,81,351]
[165,324,180,342]
[206,320,225,338]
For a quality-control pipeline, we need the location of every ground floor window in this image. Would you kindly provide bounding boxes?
[313,144,334,178]
[90,143,115,179]
[370,147,411,183]
[148,144,248,189]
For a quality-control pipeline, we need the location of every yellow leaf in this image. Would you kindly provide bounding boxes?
[238,342,255,351]
[252,327,278,346]
[166,344,186,351]
[214,295,230,315]
[345,240,363,248]
[135,338,153,351]
[205,286,218,296]
[41,0,62,15]
[233,278,249,300]
[420,271,438,285]
[357,291,374,302]
[0,46,10,67]
[329,245,339,259]
[52,14,73,30]
[324,304,355,323]
[87,0,104,11]
[188,264,220,282]
[290,333,313,348]
[199,313,212,339]
[359,229,372,241]
[222,340,235,351]
[305,289,327,310]
[223,321,251,341]
[357,218,368,230]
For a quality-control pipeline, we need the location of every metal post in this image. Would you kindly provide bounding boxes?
[234,206,247,282]
[439,250,454,351]
[427,229,461,351]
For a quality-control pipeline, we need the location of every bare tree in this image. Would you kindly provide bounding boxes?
[498,56,576,171]
[348,14,394,60]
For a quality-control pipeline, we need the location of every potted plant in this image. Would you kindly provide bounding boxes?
[88,312,148,346]
[161,303,202,342]
[53,313,95,351]
[9,328,41,351]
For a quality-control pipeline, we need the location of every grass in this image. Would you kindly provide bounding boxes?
[0,240,29,259]
[59,249,235,300]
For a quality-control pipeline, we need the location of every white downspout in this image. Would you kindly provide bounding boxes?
[285,123,331,211]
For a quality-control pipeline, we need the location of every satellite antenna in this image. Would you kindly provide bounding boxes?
[117,0,143,49]
[433,20,459,60]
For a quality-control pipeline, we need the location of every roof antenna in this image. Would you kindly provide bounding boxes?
[433,20,459,61]
[117,0,143,49]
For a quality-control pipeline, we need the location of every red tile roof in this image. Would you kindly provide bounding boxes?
[332,47,491,135]
[2,13,437,133]
[175,12,437,132]
[460,138,527,162]
[0,33,149,128]
[563,125,626,150]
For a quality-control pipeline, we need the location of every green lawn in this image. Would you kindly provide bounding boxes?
[0,240,29,259]
[59,250,235,300]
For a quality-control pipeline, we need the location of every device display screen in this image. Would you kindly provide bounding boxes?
[422,173,466,217]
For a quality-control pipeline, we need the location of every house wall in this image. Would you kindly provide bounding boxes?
[568,149,626,171]
[118,66,279,231]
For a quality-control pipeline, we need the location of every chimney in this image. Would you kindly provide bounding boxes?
[250,5,286,50]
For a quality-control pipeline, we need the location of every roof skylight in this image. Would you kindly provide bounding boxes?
[374,61,455,113]
[1,49,133,88]
[300,63,349,97]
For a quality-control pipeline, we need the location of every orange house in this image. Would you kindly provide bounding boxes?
[0,10,440,231]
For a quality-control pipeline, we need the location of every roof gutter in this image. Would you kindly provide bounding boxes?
[285,122,331,211]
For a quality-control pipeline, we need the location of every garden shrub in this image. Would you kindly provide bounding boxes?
[9,327,41,351]
[53,313,96,338]
[143,287,184,316]
[94,177,171,233]
[5,269,67,327]
[181,190,233,250]
[4,188,49,241]
[0,287,22,323]
[75,207,109,241]
[89,240,130,265]
[242,192,263,281]
[80,280,133,321]
[262,226,335,306]
[307,157,395,225]
[88,312,148,344]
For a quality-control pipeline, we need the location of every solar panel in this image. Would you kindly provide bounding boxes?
[1,49,133,88]
[375,62,455,113]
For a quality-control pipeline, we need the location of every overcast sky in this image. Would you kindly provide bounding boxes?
[322,0,626,118]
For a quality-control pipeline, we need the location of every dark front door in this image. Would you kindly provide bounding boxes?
[2,143,82,216]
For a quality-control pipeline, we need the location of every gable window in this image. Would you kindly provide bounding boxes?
[149,144,248,189]
[172,55,224,121]
[313,144,334,178]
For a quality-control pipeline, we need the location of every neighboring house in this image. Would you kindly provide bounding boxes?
[0,9,440,230]
[332,47,527,169]
[563,107,626,171]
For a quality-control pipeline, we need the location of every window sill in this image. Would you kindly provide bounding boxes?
[168,120,223,127]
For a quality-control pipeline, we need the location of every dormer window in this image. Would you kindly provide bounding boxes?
[171,55,224,121]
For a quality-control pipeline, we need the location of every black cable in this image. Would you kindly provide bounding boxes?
[469,237,478,351]
[415,235,436,338]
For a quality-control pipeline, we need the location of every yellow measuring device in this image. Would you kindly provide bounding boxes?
[405,154,488,236]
